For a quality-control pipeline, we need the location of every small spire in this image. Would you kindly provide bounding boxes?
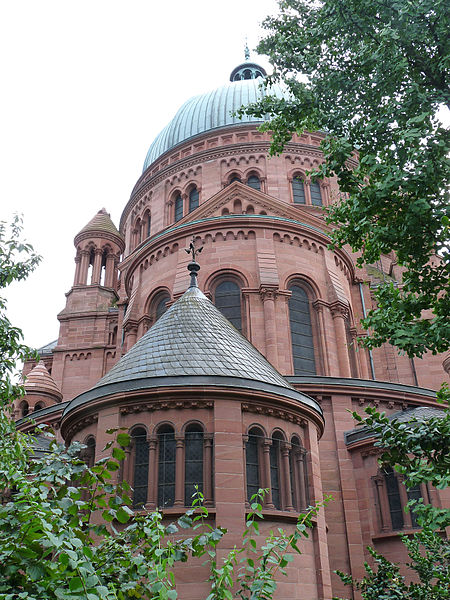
[244,39,250,61]
[185,236,203,288]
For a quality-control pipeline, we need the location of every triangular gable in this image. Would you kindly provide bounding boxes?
[175,181,328,231]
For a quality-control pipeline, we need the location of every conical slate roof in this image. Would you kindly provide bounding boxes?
[97,286,293,390]
[64,283,322,417]
[74,208,124,248]
[24,361,63,401]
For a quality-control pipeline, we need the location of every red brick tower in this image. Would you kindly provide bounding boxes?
[49,208,125,401]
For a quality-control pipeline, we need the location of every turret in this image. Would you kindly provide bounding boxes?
[73,208,124,290]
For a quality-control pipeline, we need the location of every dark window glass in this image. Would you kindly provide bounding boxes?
[310,182,322,206]
[132,428,149,507]
[289,285,316,375]
[292,177,306,204]
[82,436,96,469]
[158,428,176,508]
[175,195,183,222]
[184,428,204,505]
[270,437,281,510]
[247,175,261,190]
[384,468,404,530]
[156,296,169,321]
[246,432,260,502]
[215,281,242,331]
[229,175,241,183]
[147,215,151,237]
[407,484,423,528]
[189,188,199,212]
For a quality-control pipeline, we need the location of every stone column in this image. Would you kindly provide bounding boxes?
[104,253,116,288]
[281,443,294,511]
[296,449,307,510]
[174,435,184,506]
[73,255,81,286]
[262,439,275,509]
[330,301,352,378]
[204,434,214,506]
[260,286,278,369]
[146,436,157,510]
[373,474,390,532]
[313,299,331,376]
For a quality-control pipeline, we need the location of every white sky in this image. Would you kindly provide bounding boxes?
[1,0,279,350]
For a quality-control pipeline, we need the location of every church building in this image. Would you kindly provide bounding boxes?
[15,57,450,599]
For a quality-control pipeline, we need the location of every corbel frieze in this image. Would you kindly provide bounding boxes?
[65,414,99,440]
[241,402,308,426]
[119,399,214,415]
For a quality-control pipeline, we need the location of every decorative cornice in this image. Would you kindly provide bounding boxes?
[241,402,308,426]
[119,399,214,414]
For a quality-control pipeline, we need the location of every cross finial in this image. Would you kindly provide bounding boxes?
[185,236,203,262]
[244,39,250,61]
[185,236,203,288]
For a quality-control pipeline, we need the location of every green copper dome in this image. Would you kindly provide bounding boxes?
[142,62,287,172]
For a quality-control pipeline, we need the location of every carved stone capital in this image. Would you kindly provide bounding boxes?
[259,286,279,302]
[330,300,349,320]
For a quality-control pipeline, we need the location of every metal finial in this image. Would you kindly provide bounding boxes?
[244,39,250,61]
[185,236,203,288]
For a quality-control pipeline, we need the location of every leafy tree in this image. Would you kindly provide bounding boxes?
[333,392,450,600]
[0,218,326,598]
[240,0,450,357]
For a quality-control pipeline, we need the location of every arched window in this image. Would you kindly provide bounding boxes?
[383,467,404,530]
[246,427,263,502]
[157,425,176,508]
[288,284,316,375]
[34,402,45,412]
[82,436,96,469]
[144,211,151,238]
[310,182,322,206]
[292,176,306,204]
[229,174,241,184]
[247,175,261,191]
[184,424,204,505]
[155,296,169,321]
[269,432,283,510]
[289,436,308,511]
[19,400,29,418]
[132,427,149,507]
[214,280,242,331]
[189,187,199,213]
[174,194,183,222]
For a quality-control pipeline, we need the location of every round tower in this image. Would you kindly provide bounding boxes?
[73,207,124,289]
[61,259,329,599]
[15,360,63,419]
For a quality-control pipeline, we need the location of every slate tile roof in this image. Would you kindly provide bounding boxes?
[95,286,295,392]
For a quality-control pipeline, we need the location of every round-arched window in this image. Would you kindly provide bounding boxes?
[288,284,316,375]
[214,280,242,331]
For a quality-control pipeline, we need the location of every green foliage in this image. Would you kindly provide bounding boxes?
[335,534,450,600]
[336,387,450,599]
[240,0,450,357]
[0,217,327,598]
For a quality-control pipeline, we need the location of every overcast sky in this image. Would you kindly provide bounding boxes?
[1,0,279,351]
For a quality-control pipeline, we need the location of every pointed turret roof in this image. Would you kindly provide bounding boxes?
[64,282,321,417]
[74,208,124,249]
[24,361,63,402]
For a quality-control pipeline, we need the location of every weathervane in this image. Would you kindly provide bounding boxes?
[185,236,203,288]
[244,39,250,61]
[185,236,203,262]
